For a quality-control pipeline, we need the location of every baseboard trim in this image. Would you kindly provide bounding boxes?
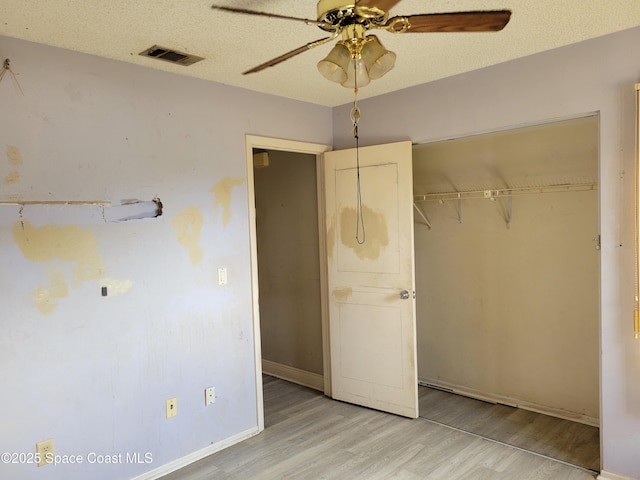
[262,359,324,391]
[597,471,638,480]
[419,377,599,427]
[130,427,259,480]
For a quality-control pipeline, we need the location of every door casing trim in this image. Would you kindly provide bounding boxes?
[245,135,332,432]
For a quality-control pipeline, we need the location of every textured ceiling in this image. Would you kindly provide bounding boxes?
[1,1,639,107]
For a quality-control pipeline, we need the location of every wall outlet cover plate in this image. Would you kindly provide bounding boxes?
[36,439,55,467]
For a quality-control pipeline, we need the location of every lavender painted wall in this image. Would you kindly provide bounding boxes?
[0,36,331,480]
[333,27,640,479]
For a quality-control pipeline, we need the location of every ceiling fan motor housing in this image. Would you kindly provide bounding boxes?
[316,0,388,31]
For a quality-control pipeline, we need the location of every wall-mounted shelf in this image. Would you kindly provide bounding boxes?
[413,183,597,228]
[0,199,162,224]
[414,182,597,203]
[0,200,110,206]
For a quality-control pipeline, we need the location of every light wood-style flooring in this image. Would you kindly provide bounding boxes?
[418,385,599,472]
[159,376,598,480]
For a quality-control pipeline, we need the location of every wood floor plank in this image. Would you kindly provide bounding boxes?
[159,377,597,480]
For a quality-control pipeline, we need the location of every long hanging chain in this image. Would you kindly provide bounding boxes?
[352,59,365,245]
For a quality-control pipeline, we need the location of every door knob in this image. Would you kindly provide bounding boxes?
[400,290,410,300]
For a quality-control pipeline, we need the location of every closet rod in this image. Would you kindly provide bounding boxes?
[414,182,596,203]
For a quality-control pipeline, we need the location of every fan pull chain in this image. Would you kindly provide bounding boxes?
[351,71,365,245]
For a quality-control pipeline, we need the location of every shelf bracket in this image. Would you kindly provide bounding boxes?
[413,202,431,229]
[487,190,513,228]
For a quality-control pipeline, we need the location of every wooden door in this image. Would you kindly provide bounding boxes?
[324,140,418,418]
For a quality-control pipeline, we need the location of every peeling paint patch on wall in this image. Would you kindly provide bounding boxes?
[4,145,22,190]
[35,264,69,315]
[3,170,20,184]
[12,220,105,284]
[171,206,204,265]
[210,177,245,226]
[12,220,105,313]
[339,206,389,260]
[6,145,23,165]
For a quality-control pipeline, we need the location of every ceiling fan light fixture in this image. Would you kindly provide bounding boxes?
[317,42,351,83]
[341,57,371,89]
[361,35,396,80]
[318,32,395,88]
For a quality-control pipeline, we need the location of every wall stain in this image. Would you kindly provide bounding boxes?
[64,82,85,104]
[35,265,69,315]
[6,145,23,166]
[6,194,23,202]
[4,170,20,184]
[12,220,105,285]
[171,206,204,266]
[340,206,389,260]
[210,177,245,226]
[332,287,352,301]
[327,214,336,260]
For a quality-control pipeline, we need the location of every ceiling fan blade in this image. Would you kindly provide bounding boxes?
[355,0,403,10]
[211,5,325,26]
[389,10,511,33]
[243,37,331,75]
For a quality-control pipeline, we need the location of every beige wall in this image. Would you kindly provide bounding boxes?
[415,191,599,420]
[254,150,323,376]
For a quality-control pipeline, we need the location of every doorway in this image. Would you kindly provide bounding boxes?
[245,135,332,431]
[248,136,419,421]
[253,148,324,390]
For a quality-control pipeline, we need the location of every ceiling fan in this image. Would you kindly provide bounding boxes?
[211,0,511,89]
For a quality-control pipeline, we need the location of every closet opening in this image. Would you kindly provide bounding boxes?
[412,114,600,472]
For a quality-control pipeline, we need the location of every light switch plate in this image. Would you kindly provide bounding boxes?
[217,267,227,286]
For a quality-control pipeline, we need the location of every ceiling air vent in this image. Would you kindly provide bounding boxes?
[139,45,204,66]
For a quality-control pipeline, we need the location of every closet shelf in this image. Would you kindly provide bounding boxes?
[414,182,597,203]
[413,182,597,228]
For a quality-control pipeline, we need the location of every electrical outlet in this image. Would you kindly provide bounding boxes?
[36,439,54,467]
[166,398,177,419]
[205,386,216,406]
